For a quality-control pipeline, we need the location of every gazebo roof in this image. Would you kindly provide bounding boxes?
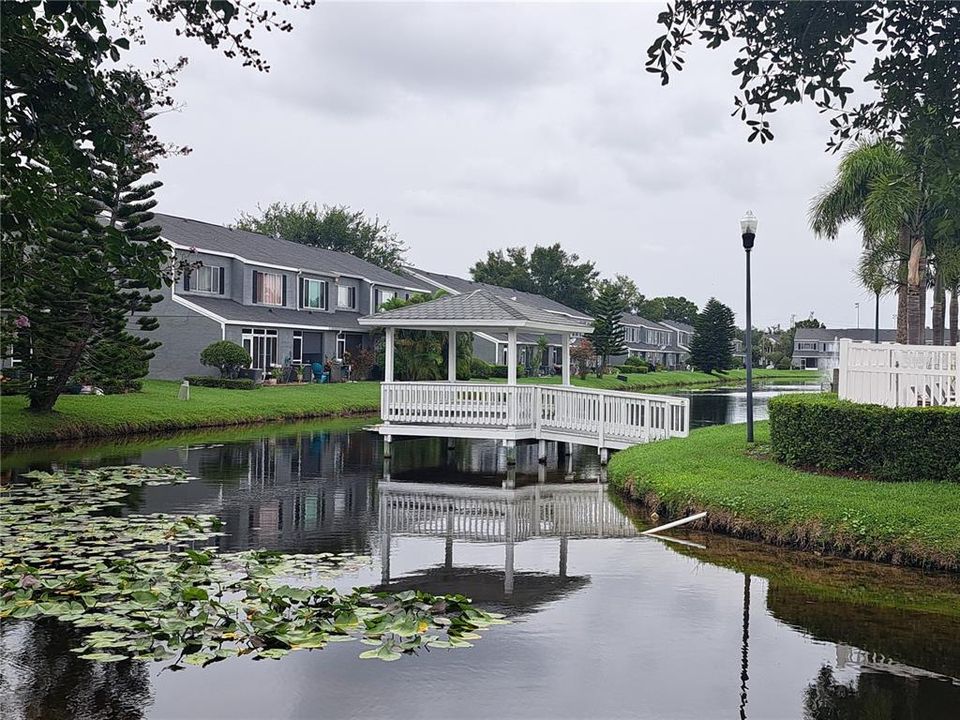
[358,289,593,333]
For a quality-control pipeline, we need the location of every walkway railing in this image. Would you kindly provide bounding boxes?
[838,339,959,407]
[380,381,689,447]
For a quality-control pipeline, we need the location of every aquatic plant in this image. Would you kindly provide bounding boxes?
[0,466,506,666]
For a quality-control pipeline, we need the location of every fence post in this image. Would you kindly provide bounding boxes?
[955,343,960,407]
[837,339,850,399]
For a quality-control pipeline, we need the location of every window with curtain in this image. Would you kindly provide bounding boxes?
[337,285,356,310]
[254,271,284,305]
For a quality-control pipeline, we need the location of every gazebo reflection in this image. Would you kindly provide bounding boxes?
[377,481,639,599]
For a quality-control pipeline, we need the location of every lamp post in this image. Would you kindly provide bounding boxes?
[855,302,860,329]
[740,211,757,443]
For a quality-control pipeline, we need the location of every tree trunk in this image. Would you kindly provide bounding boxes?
[932,271,945,345]
[950,282,959,346]
[905,234,926,345]
[896,227,911,343]
[28,348,86,411]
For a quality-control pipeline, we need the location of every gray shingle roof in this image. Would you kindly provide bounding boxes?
[154,213,429,291]
[408,268,592,320]
[621,312,674,332]
[660,320,695,333]
[360,289,592,331]
[794,327,899,342]
[186,295,363,330]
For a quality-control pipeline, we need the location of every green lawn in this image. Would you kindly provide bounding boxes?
[0,369,819,446]
[1,380,381,445]
[607,421,960,571]
[503,368,820,392]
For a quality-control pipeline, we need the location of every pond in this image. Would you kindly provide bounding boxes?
[2,383,958,720]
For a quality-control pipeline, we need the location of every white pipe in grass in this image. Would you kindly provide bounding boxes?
[641,511,707,536]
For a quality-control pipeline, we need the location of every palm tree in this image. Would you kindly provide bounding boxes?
[810,141,930,344]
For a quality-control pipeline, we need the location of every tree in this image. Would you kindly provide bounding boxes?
[569,338,596,380]
[689,298,736,374]
[596,275,645,314]
[589,285,628,377]
[646,2,960,152]
[2,1,315,410]
[470,244,598,313]
[636,296,699,324]
[200,341,252,378]
[234,202,407,271]
[810,140,931,344]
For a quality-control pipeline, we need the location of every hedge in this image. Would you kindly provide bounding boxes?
[184,376,258,390]
[769,393,960,483]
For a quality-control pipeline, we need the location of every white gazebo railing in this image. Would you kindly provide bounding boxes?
[380,381,689,449]
[838,339,959,407]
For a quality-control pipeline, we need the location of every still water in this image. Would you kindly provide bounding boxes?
[2,383,958,720]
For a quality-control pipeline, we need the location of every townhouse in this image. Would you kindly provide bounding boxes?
[140,214,430,379]
[618,314,690,369]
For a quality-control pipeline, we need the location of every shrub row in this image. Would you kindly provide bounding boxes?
[769,393,960,483]
[184,376,258,390]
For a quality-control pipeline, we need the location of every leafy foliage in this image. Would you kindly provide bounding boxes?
[646,1,960,151]
[0,466,507,667]
[343,347,376,381]
[234,202,407,271]
[635,296,699,325]
[200,341,252,379]
[689,298,735,374]
[769,393,960,483]
[184,376,258,390]
[73,334,155,394]
[470,244,599,313]
[1,1,315,411]
[569,338,595,380]
[589,284,628,377]
[595,275,645,314]
[376,293,473,380]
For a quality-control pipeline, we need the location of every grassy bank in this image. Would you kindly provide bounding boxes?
[607,421,960,571]
[1,380,381,446]
[509,368,820,392]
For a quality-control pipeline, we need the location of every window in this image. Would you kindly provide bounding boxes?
[253,271,285,306]
[241,327,278,370]
[375,288,396,308]
[797,341,819,351]
[553,347,562,364]
[336,334,346,360]
[337,285,356,310]
[300,278,327,310]
[190,265,222,294]
[292,331,303,363]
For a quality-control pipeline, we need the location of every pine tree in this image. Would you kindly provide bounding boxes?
[689,298,736,374]
[589,284,628,377]
[14,71,173,411]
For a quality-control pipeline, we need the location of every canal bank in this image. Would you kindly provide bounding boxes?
[0,370,818,446]
[2,419,958,719]
[607,421,960,572]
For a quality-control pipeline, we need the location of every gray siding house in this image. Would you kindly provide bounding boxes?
[140,214,430,379]
[617,314,689,369]
[404,268,593,371]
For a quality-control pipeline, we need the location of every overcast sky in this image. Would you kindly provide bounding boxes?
[139,2,895,330]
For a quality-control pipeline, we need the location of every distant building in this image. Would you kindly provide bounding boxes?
[617,314,689,369]
[791,327,905,370]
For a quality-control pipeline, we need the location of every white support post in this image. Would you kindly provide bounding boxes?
[447,329,457,382]
[384,327,395,383]
[561,332,571,386]
[837,338,850,399]
[507,328,518,385]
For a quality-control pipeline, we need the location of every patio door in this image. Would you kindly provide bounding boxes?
[241,327,278,370]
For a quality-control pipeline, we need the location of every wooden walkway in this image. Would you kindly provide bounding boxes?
[376,382,689,456]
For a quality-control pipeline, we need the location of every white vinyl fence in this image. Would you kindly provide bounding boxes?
[838,339,959,407]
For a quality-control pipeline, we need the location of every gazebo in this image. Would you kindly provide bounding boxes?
[358,289,689,463]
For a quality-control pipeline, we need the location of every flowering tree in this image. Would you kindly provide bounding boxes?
[569,338,596,380]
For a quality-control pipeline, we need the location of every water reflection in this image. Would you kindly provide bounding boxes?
[668,382,823,429]
[2,405,959,719]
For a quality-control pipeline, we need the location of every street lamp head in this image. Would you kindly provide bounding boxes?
[740,210,757,250]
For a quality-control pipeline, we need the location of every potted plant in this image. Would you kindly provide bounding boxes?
[265,365,282,385]
[294,365,305,383]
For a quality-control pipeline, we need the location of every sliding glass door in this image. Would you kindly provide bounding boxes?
[241,328,278,370]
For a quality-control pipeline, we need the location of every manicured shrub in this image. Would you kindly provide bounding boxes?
[623,355,646,368]
[769,393,960,483]
[489,364,509,378]
[184,376,258,390]
[470,357,492,379]
[200,341,252,379]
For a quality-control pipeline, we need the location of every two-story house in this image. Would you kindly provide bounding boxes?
[790,327,904,370]
[618,314,688,369]
[404,268,593,372]
[139,214,430,379]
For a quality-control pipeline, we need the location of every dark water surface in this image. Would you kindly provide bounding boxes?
[2,383,958,720]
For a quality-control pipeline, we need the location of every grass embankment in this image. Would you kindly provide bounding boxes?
[506,368,819,392]
[607,421,960,571]
[1,380,381,446]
